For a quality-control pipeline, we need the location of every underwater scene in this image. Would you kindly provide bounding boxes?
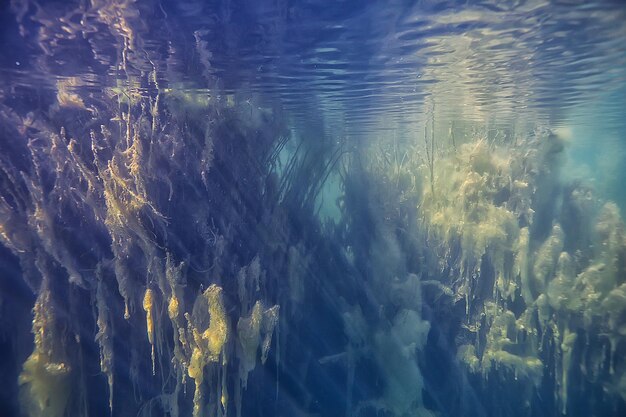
[1,1,626,416]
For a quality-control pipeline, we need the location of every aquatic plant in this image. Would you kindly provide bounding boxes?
[354,126,626,416]
[1,2,626,417]
[0,59,308,417]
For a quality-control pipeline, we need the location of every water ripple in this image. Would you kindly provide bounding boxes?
[0,0,624,135]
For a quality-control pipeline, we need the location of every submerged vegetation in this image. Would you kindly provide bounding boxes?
[1,1,626,417]
[339,126,626,416]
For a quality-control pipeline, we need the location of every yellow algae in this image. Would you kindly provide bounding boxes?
[19,352,71,417]
[485,350,543,384]
[101,170,142,235]
[480,305,543,386]
[191,377,204,417]
[236,299,280,393]
[166,254,185,322]
[202,284,229,361]
[124,302,130,320]
[188,347,205,381]
[143,288,156,374]
[143,288,155,344]
[19,283,71,417]
[394,133,609,403]
[185,284,231,417]
[169,295,180,320]
[99,126,165,323]
[102,155,150,228]
[416,140,522,310]
[221,366,229,413]
[164,255,188,392]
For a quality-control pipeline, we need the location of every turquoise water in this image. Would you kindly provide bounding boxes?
[0,1,625,416]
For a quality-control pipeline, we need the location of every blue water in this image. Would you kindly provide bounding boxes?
[1,1,625,417]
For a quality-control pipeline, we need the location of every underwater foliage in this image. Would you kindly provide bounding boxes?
[3,88,625,416]
[339,126,626,416]
[0,6,313,410]
[1,1,626,417]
